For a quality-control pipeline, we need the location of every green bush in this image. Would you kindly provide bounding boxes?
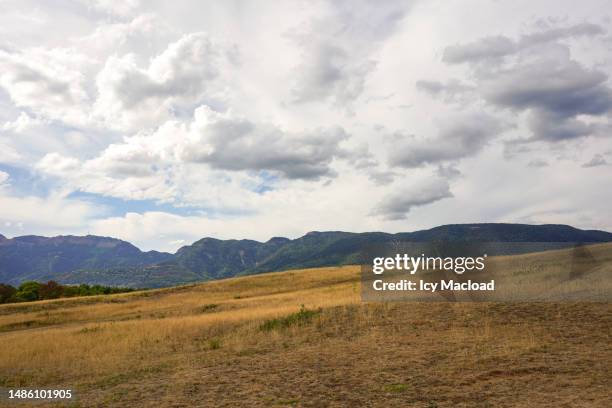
[260,305,320,332]
[208,338,222,350]
[15,281,42,301]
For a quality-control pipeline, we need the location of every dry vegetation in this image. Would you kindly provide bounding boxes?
[0,245,611,407]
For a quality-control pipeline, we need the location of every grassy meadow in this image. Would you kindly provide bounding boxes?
[0,244,611,407]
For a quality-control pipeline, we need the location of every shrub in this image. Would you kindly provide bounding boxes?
[260,305,320,332]
[0,281,136,303]
[208,338,222,350]
[15,281,42,301]
[0,283,16,303]
[384,383,408,393]
[199,304,219,313]
[39,280,64,299]
[62,285,80,297]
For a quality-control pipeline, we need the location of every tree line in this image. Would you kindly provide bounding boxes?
[0,281,135,304]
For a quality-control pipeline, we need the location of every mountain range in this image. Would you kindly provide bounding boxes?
[1,223,612,288]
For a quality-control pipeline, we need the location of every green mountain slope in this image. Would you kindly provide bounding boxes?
[2,224,612,288]
[0,235,172,285]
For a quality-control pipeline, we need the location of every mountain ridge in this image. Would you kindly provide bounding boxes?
[2,223,612,288]
[0,234,172,285]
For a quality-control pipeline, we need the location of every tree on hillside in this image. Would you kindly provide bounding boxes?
[0,283,16,303]
[15,281,42,301]
[0,281,135,303]
[39,280,64,299]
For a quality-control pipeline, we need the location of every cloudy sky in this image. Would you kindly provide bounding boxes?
[0,0,611,252]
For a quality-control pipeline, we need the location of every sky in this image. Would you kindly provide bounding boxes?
[0,0,611,252]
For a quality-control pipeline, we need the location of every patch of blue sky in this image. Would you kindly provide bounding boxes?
[66,191,202,217]
[0,164,53,197]
[169,98,228,120]
[66,191,257,219]
[246,170,278,194]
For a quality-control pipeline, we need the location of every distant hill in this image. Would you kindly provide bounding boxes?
[0,235,172,286]
[2,224,612,288]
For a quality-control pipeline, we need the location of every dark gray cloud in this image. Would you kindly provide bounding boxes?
[415,79,474,102]
[443,35,516,64]
[367,170,396,185]
[184,110,349,180]
[581,154,608,168]
[438,23,612,142]
[443,22,605,64]
[482,53,612,141]
[526,110,595,141]
[388,114,502,167]
[519,22,605,47]
[372,179,452,220]
[482,59,611,116]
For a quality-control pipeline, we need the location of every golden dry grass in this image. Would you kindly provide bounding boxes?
[0,246,610,407]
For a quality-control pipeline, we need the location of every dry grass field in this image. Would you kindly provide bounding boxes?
[0,244,611,407]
